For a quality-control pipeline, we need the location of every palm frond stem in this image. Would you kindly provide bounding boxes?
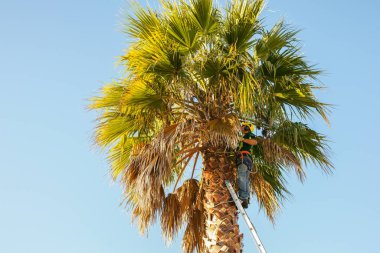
[173,151,196,191]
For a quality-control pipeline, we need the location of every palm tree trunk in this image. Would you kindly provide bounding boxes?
[201,149,243,253]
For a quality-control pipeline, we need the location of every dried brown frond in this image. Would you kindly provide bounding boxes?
[175,148,199,166]
[129,185,165,234]
[122,162,140,187]
[173,152,195,191]
[203,115,240,149]
[130,141,146,156]
[176,141,199,156]
[131,203,156,234]
[120,121,202,236]
[262,138,305,182]
[126,123,185,204]
[250,173,280,223]
[195,183,205,211]
[177,179,200,217]
[182,208,205,253]
[182,182,205,252]
[131,205,153,234]
[190,151,200,178]
[161,193,183,243]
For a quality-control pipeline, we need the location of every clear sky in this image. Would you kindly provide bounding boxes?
[1,0,379,252]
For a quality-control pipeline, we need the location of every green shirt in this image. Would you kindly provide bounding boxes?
[238,132,256,152]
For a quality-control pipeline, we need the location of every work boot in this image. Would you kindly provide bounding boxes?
[238,198,249,209]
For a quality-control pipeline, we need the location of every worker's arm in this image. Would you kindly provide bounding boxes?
[240,137,258,146]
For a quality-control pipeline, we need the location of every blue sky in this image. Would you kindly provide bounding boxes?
[1,0,379,252]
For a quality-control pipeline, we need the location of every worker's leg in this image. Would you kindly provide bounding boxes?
[237,162,249,200]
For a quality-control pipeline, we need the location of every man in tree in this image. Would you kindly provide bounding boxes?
[237,122,258,208]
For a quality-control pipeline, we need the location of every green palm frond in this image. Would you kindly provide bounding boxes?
[224,0,264,52]
[272,81,330,121]
[165,5,200,52]
[94,113,147,146]
[273,121,333,173]
[89,81,126,110]
[124,4,161,40]
[201,54,225,78]
[123,79,169,113]
[261,49,321,80]
[151,49,185,77]
[187,0,220,35]
[250,160,289,222]
[236,71,260,116]
[255,21,299,59]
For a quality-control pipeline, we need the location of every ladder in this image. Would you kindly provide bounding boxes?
[225,180,267,253]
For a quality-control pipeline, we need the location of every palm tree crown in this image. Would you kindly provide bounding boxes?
[89,0,332,252]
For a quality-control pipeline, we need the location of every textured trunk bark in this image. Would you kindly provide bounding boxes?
[201,149,243,253]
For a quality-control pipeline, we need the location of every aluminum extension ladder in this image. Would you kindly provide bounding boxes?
[225,180,267,253]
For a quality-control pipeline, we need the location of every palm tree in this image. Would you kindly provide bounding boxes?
[89,0,333,252]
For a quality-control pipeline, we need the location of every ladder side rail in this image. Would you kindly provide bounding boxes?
[225,180,267,253]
